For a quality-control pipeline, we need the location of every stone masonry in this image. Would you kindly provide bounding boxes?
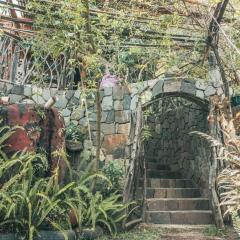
[0,78,226,161]
[144,97,209,197]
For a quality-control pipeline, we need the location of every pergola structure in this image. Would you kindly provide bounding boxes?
[0,1,238,88]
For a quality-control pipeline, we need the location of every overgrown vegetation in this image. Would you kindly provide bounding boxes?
[66,122,86,142]
[203,226,226,237]
[0,122,129,239]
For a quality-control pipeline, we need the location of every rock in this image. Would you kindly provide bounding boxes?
[152,80,164,97]
[217,87,223,96]
[195,81,207,90]
[123,95,131,110]
[115,111,131,123]
[0,83,6,92]
[113,86,124,100]
[9,94,23,103]
[71,108,85,120]
[102,96,113,111]
[87,100,95,110]
[181,80,196,95]
[91,131,104,145]
[66,90,75,99]
[114,100,123,110]
[6,83,13,93]
[106,110,115,123]
[102,134,128,154]
[116,123,130,135]
[21,99,35,104]
[62,108,71,117]
[196,90,204,99]
[204,86,216,97]
[101,111,108,122]
[89,121,97,131]
[72,120,78,125]
[64,116,70,125]
[24,85,32,97]
[50,88,57,96]
[32,95,45,105]
[164,80,181,93]
[101,123,115,135]
[42,89,51,101]
[89,112,97,121]
[130,95,138,110]
[104,87,113,96]
[55,95,68,109]
[84,140,93,150]
[79,117,89,128]
[70,96,80,105]
[11,85,24,95]
[100,89,104,102]
[213,81,222,88]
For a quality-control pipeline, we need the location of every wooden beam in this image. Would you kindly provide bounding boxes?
[0,14,33,25]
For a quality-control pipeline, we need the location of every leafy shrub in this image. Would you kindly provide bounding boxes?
[0,122,129,239]
[100,160,124,196]
[85,192,128,234]
[65,122,85,142]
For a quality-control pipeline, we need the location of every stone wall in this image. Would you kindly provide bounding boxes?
[189,135,212,197]
[144,97,209,194]
[0,78,226,162]
[0,81,151,160]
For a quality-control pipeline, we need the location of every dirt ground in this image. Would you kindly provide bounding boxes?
[99,224,239,240]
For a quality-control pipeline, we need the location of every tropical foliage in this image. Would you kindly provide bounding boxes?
[0,122,129,239]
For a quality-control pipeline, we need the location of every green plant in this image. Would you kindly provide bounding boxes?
[0,120,130,239]
[66,123,85,142]
[100,160,124,196]
[203,226,225,237]
[191,107,240,236]
[85,192,128,235]
[0,151,74,238]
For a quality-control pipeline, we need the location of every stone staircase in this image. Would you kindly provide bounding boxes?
[141,162,213,225]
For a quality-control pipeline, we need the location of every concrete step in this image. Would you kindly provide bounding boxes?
[142,188,201,198]
[160,233,222,240]
[147,170,182,179]
[146,163,170,170]
[139,178,195,188]
[145,210,213,224]
[147,198,210,211]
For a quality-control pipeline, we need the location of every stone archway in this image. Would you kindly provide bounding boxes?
[149,78,224,105]
[139,78,224,225]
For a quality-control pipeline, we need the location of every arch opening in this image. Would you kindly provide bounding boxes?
[143,95,210,197]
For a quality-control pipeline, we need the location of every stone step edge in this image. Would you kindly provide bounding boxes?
[146,198,209,201]
[139,223,215,229]
[146,210,212,213]
[142,178,194,181]
[144,188,200,190]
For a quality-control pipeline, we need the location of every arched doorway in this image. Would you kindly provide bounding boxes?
[139,78,223,225]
